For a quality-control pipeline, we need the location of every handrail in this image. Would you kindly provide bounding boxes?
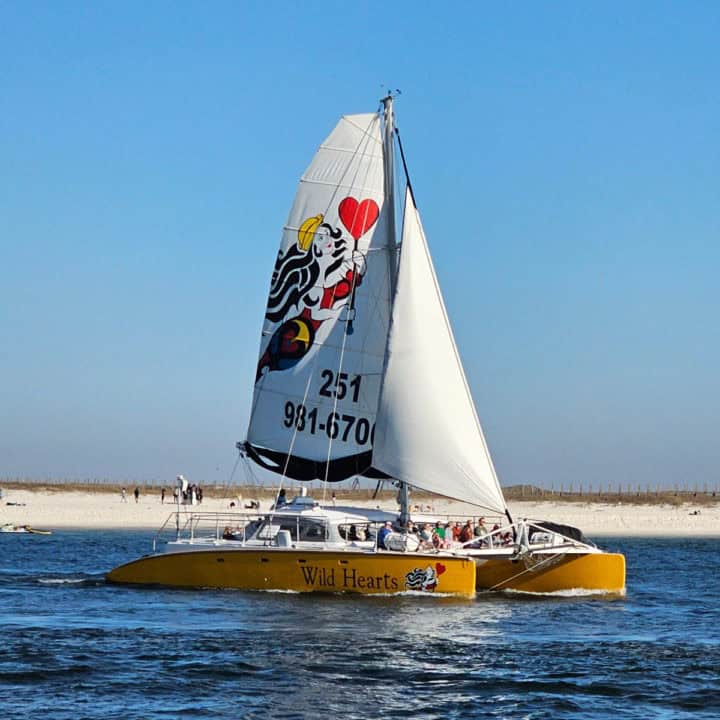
[150,511,596,557]
[453,518,596,553]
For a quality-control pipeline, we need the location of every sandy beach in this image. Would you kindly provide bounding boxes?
[1,487,718,537]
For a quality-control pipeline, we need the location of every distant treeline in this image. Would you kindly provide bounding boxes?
[1,477,718,505]
[503,483,719,505]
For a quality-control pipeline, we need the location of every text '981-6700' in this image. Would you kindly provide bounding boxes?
[283,402,375,445]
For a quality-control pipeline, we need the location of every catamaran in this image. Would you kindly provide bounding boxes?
[107,96,625,596]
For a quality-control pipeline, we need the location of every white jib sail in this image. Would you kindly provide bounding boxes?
[247,113,394,480]
[373,189,507,512]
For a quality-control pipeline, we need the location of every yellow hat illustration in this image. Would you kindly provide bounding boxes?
[297,213,324,251]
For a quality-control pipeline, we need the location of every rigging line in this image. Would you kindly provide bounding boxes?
[246,115,382,443]
[320,292,353,492]
[394,127,416,208]
[332,189,394,412]
[322,116,384,504]
[319,169,374,499]
[408,197,506,509]
[396,119,503,507]
[250,116,380,388]
[275,354,316,513]
[237,455,260,508]
[318,121,392,493]
[486,551,567,591]
[319,113,382,241]
[276,116,382,504]
[224,451,242,499]
[369,120,404,490]
[334,115,380,337]
[240,455,253,485]
[354,122,402,366]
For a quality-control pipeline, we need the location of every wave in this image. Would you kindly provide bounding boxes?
[498,586,627,598]
[37,573,106,587]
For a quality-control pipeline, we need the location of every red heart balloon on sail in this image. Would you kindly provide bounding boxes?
[338,197,379,240]
[435,563,446,576]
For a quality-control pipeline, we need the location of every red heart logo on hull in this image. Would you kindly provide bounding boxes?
[435,563,446,575]
[338,197,379,240]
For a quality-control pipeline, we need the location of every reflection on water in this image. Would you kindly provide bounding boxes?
[0,533,718,719]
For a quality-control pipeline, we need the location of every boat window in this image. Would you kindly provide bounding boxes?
[297,519,326,542]
[275,521,300,540]
[340,524,368,541]
[273,518,326,542]
[243,519,262,539]
[257,517,327,542]
[255,521,281,540]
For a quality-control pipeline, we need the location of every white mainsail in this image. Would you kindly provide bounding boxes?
[372,189,507,513]
[246,113,394,481]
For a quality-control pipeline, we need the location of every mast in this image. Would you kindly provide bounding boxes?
[381,95,398,291]
[380,94,411,524]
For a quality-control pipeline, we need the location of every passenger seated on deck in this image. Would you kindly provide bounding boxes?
[405,520,418,535]
[491,523,512,546]
[223,525,244,541]
[377,521,393,550]
[431,521,445,549]
[444,523,456,547]
[419,523,433,548]
[459,519,474,544]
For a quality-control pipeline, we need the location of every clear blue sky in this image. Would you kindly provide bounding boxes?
[1,1,718,490]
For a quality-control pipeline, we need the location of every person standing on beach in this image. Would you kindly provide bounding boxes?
[161,487,166,504]
[121,487,127,503]
[134,487,140,503]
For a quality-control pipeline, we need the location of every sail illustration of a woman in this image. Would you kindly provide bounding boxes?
[256,201,376,381]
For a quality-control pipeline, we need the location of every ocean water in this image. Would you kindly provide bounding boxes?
[0,532,718,720]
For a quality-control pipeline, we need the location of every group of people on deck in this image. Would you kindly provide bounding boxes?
[421,518,496,549]
[377,517,513,550]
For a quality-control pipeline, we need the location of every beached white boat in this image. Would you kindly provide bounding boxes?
[1,523,52,535]
[108,96,624,595]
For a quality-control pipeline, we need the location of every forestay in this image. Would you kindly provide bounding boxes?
[246,113,395,481]
[372,189,507,513]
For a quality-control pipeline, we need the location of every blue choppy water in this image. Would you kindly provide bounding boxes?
[1,532,718,719]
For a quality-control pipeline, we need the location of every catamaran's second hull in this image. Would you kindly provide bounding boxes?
[106,548,477,598]
[473,551,626,594]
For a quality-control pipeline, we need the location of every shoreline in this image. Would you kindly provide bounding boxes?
[1,487,718,537]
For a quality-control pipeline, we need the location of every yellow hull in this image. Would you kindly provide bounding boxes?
[475,552,626,594]
[106,548,477,598]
